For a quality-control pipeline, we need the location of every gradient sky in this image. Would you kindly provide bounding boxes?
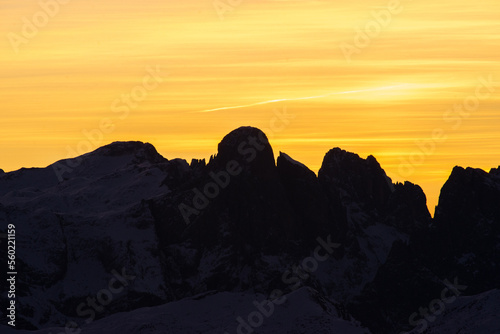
[1,0,499,214]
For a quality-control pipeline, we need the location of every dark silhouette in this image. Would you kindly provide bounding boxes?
[0,127,498,333]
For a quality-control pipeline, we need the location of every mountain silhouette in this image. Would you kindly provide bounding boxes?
[0,126,499,333]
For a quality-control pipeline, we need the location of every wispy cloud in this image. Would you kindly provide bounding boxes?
[196,84,412,113]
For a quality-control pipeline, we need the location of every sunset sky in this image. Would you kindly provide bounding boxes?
[1,0,499,214]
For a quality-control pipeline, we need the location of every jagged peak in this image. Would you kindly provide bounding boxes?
[321,148,384,170]
[436,164,500,218]
[320,147,389,180]
[366,154,382,168]
[319,147,394,211]
[190,158,206,169]
[322,147,360,163]
[445,166,491,184]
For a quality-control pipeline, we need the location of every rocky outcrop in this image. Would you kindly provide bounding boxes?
[383,181,431,234]
[429,166,500,293]
[349,165,500,333]
[319,148,394,217]
[277,152,333,241]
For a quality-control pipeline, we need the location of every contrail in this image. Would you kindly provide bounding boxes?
[196,84,411,113]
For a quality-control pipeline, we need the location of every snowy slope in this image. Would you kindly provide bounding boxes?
[0,288,371,334]
[0,142,185,328]
[405,289,500,334]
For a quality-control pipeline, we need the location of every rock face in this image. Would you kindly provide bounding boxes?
[383,181,431,234]
[349,165,500,333]
[0,127,498,334]
[277,151,332,241]
[431,166,500,293]
[434,166,500,241]
[318,148,432,235]
[319,148,394,215]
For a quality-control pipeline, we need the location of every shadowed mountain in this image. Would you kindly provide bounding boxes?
[349,165,500,333]
[0,127,498,334]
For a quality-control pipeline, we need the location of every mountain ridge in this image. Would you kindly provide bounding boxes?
[1,126,499,333]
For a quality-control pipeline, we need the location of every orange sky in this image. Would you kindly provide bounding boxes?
[1,0,499,214]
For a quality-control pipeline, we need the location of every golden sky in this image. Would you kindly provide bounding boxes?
[1,0,499,214]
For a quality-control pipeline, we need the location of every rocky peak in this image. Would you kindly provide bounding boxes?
[429,165,500,293]
[318,148,393,212]
[92,141,166,164]
[383,181,431,234]
[435,166,499,221]
[212,126,275,177]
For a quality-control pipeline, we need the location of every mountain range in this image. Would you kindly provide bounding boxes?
[1,126,499,333]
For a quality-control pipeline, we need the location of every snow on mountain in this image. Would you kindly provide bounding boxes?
[0,288,371,334]
[0,288,370,334]
[405,289,500,334]
[0,142,187,328]
[0,127,498,333]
